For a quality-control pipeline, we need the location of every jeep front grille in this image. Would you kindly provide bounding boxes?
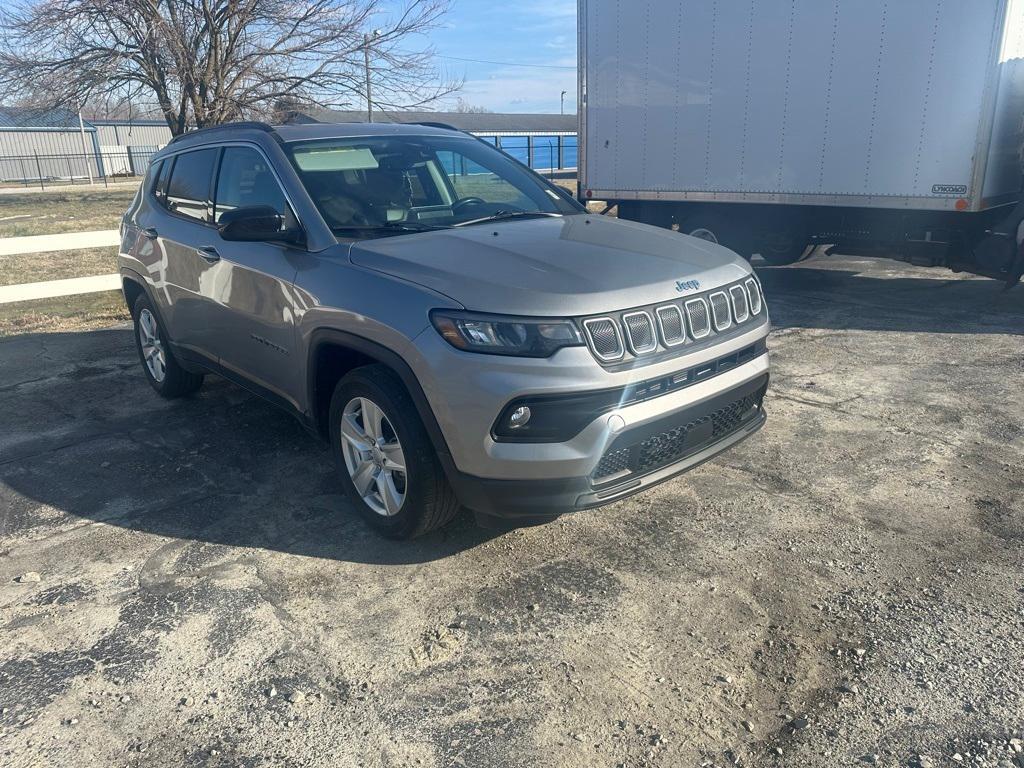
[656,305,686,346]
[578,277,766,366]
[709,291,732,331]
[685,298,711,339]
[745,277,762,315]
[729,284,750,322]
[622,311,657,354]
[582,317,623,361]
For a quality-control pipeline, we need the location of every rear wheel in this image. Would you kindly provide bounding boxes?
[132,294,203,398]
[678,212,754,258]
[755,229,810,265]
[329,364,459,539]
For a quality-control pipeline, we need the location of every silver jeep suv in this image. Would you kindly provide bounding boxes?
[120,121,770,538]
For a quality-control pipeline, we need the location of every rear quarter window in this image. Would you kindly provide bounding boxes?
[151,159,172,206]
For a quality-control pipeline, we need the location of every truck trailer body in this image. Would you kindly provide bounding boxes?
[579,0,1024,282]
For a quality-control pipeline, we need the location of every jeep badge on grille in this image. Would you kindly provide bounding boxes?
[675,279,701,292]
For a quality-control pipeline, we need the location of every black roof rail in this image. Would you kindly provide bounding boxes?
[409,121,460,132]
[168,121,276,145]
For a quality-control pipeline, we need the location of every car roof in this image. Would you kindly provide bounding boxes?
[161,120,466,156]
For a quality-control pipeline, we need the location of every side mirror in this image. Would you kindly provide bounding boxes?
[218,205,302,244]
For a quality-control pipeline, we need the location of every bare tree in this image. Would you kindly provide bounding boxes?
[452,98,491,114]
[0,0,460,135]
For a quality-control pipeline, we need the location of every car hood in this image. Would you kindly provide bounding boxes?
[348,214,751,316]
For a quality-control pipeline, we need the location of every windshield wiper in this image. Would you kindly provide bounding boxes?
[452,210,563,227]
[331,221,451,235]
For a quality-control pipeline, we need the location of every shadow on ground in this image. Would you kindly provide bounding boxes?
[756,255,1023,335]
[0,328,502,565]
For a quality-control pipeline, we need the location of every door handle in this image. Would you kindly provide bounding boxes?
[142,227,159,240]
[197,245,220,262]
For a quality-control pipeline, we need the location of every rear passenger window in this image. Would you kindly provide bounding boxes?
[165,148,217,222]
[214,147,291,224]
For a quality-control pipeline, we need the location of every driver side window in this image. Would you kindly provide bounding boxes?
[214,146,295,226]
[435,150,534,209]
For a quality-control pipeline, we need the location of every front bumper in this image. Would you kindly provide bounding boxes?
[443,371,768,522]
[410,316,770,479]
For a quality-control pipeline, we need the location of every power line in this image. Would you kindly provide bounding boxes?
[437,54,576,70]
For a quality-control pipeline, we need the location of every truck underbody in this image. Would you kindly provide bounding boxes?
[612,199,1024,287]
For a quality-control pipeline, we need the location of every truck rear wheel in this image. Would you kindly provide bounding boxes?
[756,230,810,265]
[678,213,754,259]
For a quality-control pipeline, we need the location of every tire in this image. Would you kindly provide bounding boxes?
[131,294,204,398]
[678,212,754,259]
[329,364,460,539]
[756,231,810,266]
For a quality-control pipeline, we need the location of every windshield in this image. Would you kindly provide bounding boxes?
[284,134,584,235]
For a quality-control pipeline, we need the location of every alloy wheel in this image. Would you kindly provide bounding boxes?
[138,308,167,383]
[340,396,407,516]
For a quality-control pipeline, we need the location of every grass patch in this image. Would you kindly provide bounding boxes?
[0,290,129,338]
[0,187,138,237]
[0,246,119,287]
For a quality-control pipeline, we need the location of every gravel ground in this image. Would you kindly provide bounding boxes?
[0,253,1021,768]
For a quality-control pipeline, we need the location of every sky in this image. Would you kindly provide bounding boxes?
[398,0,578,114]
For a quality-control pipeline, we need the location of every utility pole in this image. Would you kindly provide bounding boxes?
[363,30,381,122]
[560,90,567,115]
[77,104,94,185]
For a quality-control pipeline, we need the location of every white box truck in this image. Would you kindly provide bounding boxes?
[578,0,1024,284]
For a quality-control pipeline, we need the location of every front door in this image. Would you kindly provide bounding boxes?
[201,145,305,411]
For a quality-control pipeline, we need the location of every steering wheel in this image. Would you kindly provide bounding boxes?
[452,196,487,213]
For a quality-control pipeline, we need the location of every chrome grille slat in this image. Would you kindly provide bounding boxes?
[685,298,711,339]
[729,284,750,322]
[709,292,732,331]
[655,305,686,347]
[582,317,624,362]
[745,277,762,315]
[622,310,657,354]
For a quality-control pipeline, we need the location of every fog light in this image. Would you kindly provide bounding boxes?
[508,405,531,429]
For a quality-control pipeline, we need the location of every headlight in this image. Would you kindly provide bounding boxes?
[430,310,584,357]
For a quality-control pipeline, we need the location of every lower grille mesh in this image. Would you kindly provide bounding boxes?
[593,389,763,482]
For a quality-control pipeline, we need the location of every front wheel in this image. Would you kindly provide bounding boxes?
[329,364,460,539]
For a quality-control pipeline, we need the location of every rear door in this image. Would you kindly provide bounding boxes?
[147,146,222,361]
[203,145,306,410]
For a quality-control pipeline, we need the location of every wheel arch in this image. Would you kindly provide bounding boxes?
[121,273,147,313]
[306,329,452,460]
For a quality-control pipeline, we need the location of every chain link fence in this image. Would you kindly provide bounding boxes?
[0,148,157,190]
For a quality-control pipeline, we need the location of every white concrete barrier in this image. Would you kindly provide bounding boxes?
[0,273,121,304]
[0,229,120,256]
